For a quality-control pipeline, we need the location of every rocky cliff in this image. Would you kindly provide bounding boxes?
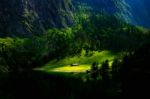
[79,0,150,28]
[0,0,74,36]
[0,0,150,37]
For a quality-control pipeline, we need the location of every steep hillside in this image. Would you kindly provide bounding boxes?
[77,0,150,28]
[124,0,150,28]
[0,0,150,37]
[0,0,74,36]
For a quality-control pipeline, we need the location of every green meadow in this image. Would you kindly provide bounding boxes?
[36,50,121,73]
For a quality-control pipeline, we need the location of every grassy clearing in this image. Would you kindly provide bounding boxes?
[50,65,90,72]
[37,50,121,73]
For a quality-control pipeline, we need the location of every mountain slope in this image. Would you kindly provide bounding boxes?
[76,0,150,28]
[124,0,150,28]
[0,0,74,36]
[0,0,150,37]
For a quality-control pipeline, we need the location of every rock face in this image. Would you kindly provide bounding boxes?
[76,0,130,25]
[75,0,118,14]
[0,0,74,36]
[0,0,150,36]
[77,0,150,28]
[124,0,150,28]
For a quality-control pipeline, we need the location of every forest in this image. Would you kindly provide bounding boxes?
[0,0,150,98]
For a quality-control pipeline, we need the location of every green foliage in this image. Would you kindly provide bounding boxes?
[90,61,99,80]
[111,59,122,82]
[0,37,49,73]
[0,3,150,74]
[72,3,150,52]
[46,28,75,58]
[100,60,110,81]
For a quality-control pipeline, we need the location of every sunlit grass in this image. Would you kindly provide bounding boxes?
[38,50,121,73]
[49,65,90,73]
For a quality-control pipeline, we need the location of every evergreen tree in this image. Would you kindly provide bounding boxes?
[90,61,99,80]
[111,59,121,82]
[100,60,110,81]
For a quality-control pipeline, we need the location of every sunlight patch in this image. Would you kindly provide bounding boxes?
[49,65,90,73]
